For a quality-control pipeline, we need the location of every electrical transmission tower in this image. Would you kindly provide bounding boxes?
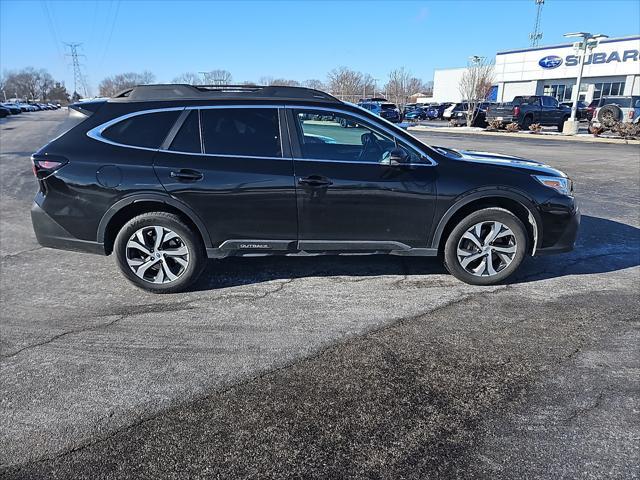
[65,42,89,98]
[529,0,544,47]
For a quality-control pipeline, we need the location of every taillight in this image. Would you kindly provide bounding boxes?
[513,106,520,116]
[629,110,634,119]
[31,154,68,179]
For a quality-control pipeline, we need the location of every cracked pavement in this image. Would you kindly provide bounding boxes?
[1,110,639,479]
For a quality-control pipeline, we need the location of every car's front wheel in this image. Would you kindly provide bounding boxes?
[444,208,528,285]
[114,212,206,293]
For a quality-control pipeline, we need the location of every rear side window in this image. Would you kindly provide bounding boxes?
[102,111,180,148]
[170,110,201,153]
[200,108,281,157]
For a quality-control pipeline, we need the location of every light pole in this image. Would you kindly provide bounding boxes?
[563,31,608,133]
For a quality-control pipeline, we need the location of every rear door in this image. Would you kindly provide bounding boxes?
[153,106,297,251]
[288,107,437,251]
[541,96,561,124]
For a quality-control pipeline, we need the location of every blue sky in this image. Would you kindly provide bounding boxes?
[1,0,639,94]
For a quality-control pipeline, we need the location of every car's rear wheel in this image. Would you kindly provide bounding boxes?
[521,115,533,130]
[558,115,569,132]
[114,212,206,293]
[444,208,528,285]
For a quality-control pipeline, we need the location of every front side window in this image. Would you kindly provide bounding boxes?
[102,110,181,148]
[200,108,281,157]
[294,109,421,164]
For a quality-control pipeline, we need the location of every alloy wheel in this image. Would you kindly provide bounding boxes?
[125,226,190,284]
[456,221,517,277]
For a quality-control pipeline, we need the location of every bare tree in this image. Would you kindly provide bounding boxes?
[201,70,232,85]
[458,58,494,127]
[98,71,156,97]
[171,72,202,85]
[3,67,58,100]
[327,67,365,102]
[303,79,325,91]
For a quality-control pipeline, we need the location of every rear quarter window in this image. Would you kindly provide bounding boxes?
[102,110,181,148]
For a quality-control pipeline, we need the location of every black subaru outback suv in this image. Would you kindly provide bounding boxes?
[31,84,579,292]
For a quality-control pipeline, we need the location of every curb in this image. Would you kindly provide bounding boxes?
[407,126,640,145]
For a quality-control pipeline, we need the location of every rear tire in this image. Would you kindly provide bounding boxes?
[558,115,569,132]
[114,212,206,293]
[443,208,528,286]
[521,115,533,130]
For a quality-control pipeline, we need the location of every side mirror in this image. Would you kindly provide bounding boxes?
[389,147,410,166]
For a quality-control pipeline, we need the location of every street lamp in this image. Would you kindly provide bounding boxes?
[562,31,608,133]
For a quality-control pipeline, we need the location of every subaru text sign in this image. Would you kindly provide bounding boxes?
[539,55,563,69]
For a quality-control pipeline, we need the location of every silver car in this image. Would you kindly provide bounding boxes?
[591,96,640,128]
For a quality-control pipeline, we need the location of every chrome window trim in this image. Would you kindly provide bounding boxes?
[287,104,438,166]
[86,103,438,166]
[291,157,434,167]
[86,106,186,151]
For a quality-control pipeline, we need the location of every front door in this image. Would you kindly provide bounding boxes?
[288,108,437,251]
[153,107,297,251]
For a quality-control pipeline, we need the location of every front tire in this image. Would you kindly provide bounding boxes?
[114,212,206,293]
[443,208,528,286]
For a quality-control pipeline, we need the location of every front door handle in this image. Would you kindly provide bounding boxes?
[298,175,333,187]
[170,169,204,181]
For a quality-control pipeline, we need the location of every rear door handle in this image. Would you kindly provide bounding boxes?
[298,175,333,187]
[170,169,203,181]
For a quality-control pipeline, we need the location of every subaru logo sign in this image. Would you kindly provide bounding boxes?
[539,55,563,69]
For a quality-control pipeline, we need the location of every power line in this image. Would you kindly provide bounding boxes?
[99,0,121,68]
[40,0,63,59]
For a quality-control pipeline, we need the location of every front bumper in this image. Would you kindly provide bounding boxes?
[535,196,580,255]
[31,202,105,255]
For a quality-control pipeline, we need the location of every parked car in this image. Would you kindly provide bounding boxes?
[358,100,401,123]
[30,84,578,292]
[450,102,491,127]
[560,101,589,121]
[590,96,640,128]
[424,104,447,120]
[442,103,458,120]
[0,106,10,118]
[585,100,598,121]
[404,107,429,121]
[485,95,571,131]
[1,103,22,114]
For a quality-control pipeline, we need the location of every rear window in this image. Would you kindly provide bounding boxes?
[200,108,281,157]
[599,97,632,108]
[513,96,539,106]
[381,103,397,110]
[102,110,180,148]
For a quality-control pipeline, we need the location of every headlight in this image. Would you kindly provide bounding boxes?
[533,175,572,196]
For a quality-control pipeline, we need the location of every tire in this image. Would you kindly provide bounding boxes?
[114,212,206,293]
[558,115,569,132]
[443,207,528,286]
[597,104,622,127]
[521,115,533,130]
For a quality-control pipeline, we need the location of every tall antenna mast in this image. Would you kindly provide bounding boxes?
[529,0,544,47]
[65,42,89,98]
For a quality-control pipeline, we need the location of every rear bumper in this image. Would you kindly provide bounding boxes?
[31,202,105,255]
[535,198,580,256]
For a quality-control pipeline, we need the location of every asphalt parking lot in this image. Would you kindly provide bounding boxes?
[1,109,638,479]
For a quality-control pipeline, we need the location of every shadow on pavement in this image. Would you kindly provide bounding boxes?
[192,215,639,291]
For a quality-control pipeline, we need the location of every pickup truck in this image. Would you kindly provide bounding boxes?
[485,95,571,131]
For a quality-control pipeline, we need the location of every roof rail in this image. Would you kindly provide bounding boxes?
[111,84,341,103]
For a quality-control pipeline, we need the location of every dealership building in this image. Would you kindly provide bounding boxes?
[431,35,640,104]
